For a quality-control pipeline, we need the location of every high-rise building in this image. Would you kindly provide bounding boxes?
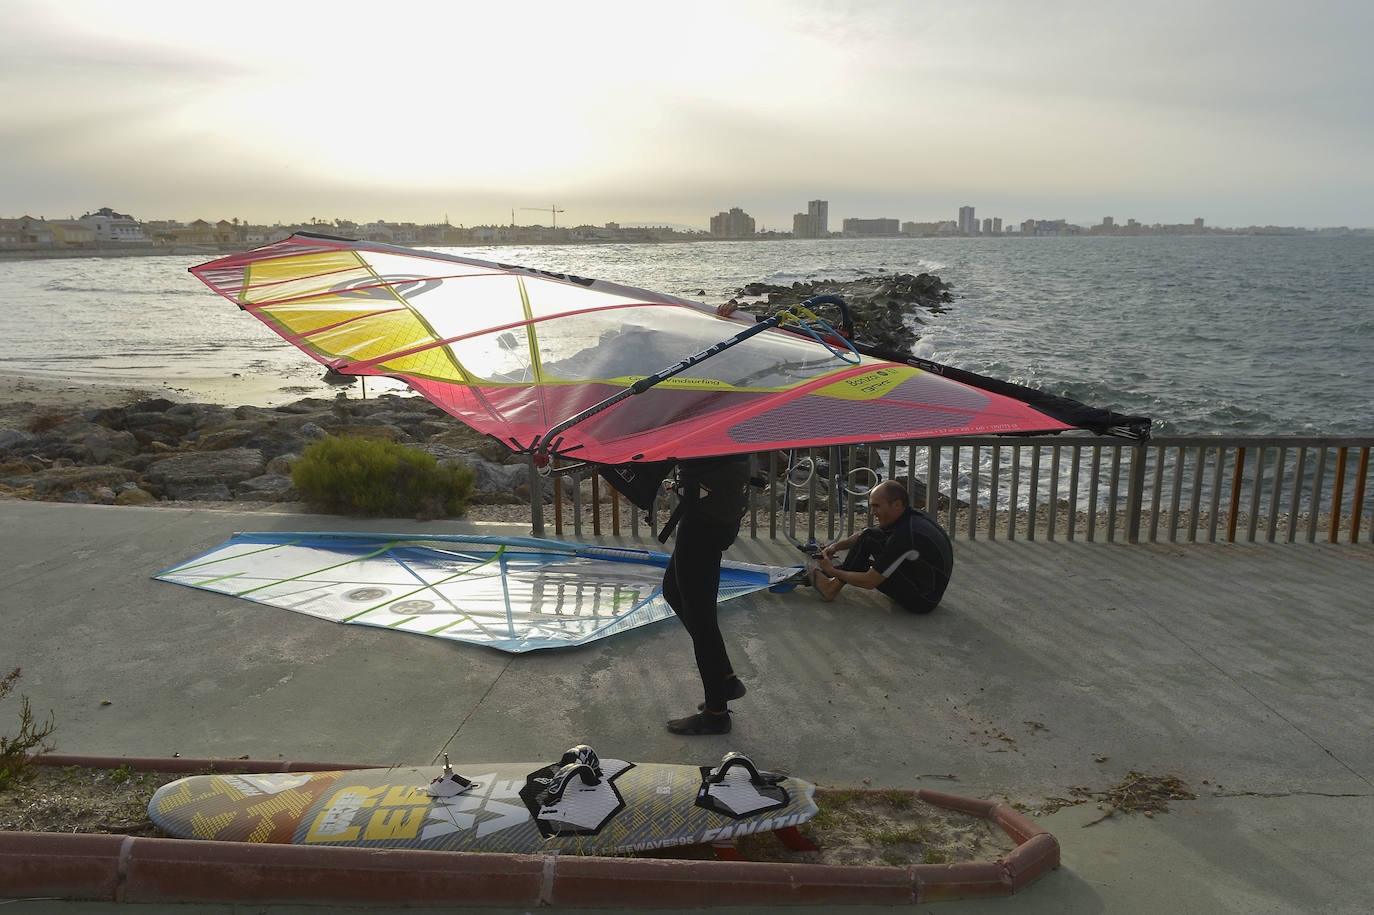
[808,200,828,237]
[958,206,976,235]
[793,200,829,238]
[709,207,755,237]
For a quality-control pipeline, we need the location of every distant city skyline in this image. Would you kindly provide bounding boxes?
[3,1,1371,232]
[2,197,1363,236]
[6,205,1362,258]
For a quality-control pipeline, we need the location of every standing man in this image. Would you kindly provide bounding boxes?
[813,480,953,614]
[659,456,751,735]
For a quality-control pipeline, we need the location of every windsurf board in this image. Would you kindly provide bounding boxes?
[147,747,817,856]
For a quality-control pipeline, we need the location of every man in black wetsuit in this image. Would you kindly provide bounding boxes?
[812,480,953,613]
[600,455,751,736]
[658,456,752,735]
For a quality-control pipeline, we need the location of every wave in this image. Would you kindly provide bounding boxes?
[40,283,201,296]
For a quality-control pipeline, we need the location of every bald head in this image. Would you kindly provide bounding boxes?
[869,480,909,526]
[872,480,908,507]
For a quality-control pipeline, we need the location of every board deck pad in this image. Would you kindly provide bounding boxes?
[148,749,817,856]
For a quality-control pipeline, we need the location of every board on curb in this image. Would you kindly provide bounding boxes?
[148,746,817,856]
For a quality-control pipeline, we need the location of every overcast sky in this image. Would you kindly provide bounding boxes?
[3,0,1371,230]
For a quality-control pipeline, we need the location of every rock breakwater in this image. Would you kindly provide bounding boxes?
[0,394,534,512]
[728,270,953,353]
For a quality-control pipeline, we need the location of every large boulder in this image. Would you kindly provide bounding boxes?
[190,425,264,452]
[295,422,329,441]
[115,487,157,506]
[0,464,139,496]
[23,418,138,464]
[143,448,267,500]
[466,457,531,495]
[0,428,37,454]
[426,425,519,464]
[235,473,295,501]
[119,409,198,445]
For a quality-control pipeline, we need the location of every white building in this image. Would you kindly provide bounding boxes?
[79,208,147,243]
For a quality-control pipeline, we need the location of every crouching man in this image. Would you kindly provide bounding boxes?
[812,480,953,613]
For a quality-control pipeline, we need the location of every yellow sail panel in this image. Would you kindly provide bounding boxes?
[256,299,401,339]
[593,375,794,393]
[374,348,468,382]
[241,252,371,305]
[807,364,921,401]
[301,310,439,363]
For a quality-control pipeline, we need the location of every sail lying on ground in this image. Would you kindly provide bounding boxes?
[154,532,797,653]
[191,234,1083,464]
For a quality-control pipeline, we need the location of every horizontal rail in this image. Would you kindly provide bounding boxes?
[535,434,1374,547]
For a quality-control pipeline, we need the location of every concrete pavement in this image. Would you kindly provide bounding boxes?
[2,498,1372,912]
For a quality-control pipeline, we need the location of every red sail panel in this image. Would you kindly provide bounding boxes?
[191,234,1074,464]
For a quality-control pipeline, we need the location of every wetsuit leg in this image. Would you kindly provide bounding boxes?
[839,528,883,573]
[663,513,735,712]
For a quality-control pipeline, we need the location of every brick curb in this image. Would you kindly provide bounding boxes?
[3,755,1060,907]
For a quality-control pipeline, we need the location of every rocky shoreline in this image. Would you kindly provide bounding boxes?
[0,393,534,511]
[726,270,953,353]
[0,272,950,513]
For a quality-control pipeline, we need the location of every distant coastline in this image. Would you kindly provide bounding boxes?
[3,226,1370,263]
[0,244,246,261]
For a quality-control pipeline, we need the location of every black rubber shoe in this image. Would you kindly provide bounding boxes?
[697,678,747,711]
[667,711,732,735]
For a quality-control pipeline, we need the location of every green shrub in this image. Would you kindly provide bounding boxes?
[291,435,475,519]
[0,668,56,790]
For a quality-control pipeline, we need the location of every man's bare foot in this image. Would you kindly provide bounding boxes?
[810,566,841,601]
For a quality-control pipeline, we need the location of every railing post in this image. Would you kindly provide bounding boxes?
[1228,447,1246,543]
[928,446,942,515]
[552,457,564,536]
[1126,444,1146,544]
[1329,447,1349,544]
[1353,447,1370,544]
[528,454,544,536]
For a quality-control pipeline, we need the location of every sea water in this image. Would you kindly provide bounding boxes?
[1,235,1370,436]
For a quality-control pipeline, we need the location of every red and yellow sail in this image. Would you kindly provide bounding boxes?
[192,234,1073,463]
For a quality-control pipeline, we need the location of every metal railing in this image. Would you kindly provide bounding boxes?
[532,434,1373,547]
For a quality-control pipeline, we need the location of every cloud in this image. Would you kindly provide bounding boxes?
[2,0,1371,227]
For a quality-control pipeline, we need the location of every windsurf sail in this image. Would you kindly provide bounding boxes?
[154,532,797,653]
[190,234,1092,464]
[850,342,1151,441]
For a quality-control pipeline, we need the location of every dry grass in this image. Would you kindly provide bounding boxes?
[0,765,171,836]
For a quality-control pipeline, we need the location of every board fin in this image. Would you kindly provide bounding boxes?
[422,753,477,797]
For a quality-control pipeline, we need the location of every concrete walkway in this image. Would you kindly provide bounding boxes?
[2,498,1372,912]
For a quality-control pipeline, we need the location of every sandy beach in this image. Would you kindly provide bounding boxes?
[0,370,407,426]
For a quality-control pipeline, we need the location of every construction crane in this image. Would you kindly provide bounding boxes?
[521,204,566,228]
